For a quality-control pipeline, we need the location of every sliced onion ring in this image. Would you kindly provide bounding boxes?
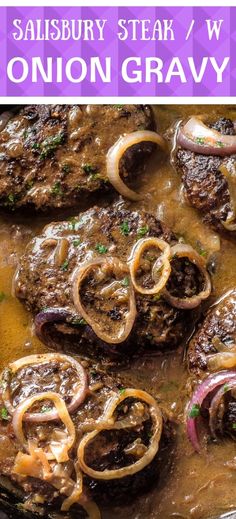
[72,258,136,344]
[177,117,236,156]
[106,130,167,201]
[12,391,75,463]
[207,352,236,371]
[2,353,88,422]
[163,243,211,309]
[129,237,171,295]
[186,370,236,452]
[34,307,72,347]
[209,380,236,438]
[78,388,162,480]
[219,164,236,231]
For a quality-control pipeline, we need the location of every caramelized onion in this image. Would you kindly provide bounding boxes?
[163,243,211,309]
[129,237,171,295]
[219,164,236,231]
[78,388,162,480]
[186,371,236,452]
[106,130,167,200]
[12,391,75,462]
[72,258,136,344]
[207,352,236,371]
[2,353,88,422]
[177,117,236,156]
[0,110,13,132]
[61,462,83,512]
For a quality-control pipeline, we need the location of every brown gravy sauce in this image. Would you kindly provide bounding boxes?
[0,105,236,519]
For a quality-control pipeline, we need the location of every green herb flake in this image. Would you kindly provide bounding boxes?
[137,225,149,238]
[199,249,207,257]
[216,141,224,148]
[95,243,108,255]
[7,194,15,205]
[1,407,9,421]
[61,259,69,272]
[232,423,236,430]
[32,142,40,150]
[189,403,201,419]
[62,164,71,174]
[40,132,64,160]
[120,221,130,236]
[0,292,6,303]
[121,276,129,287]
[73,239,81,247]
[195,137,205,145]
[83,164,97,175]
[153,294,161,302]
[68,217,78,231]
[41,405,52,413]
[113,105,123,109]
[119,388,126,395]
[223,383,229,393]
[51,181,63,197]
[71,318,87,326]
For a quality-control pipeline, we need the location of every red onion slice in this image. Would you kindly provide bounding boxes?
[186,370,236,452]
[177,117,236,156]
[2,353,88,422]
[34,307,71,347]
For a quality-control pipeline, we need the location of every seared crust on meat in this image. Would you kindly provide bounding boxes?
[0,105,154,211]
[188,289,236,374]
[15,206,203,357]
[176,118,236,235]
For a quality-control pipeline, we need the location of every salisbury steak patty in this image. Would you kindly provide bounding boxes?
[188,289,236,374]
[176,117,236,234]
[15,207,211,357]
[0,353,173,516]
[0,104,154,211]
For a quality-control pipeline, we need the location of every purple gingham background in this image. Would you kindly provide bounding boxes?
[0,6,234,96]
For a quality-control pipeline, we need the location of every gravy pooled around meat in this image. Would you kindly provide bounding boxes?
[14,206,212,357]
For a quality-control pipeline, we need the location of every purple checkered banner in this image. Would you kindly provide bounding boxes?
[0,6,235,96]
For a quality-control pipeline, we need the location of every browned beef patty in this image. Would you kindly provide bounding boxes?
[14,207,205,357]
[188,289,236,374]
[176,118,236,234]
[0,105,154,211]
[0,354,174,514]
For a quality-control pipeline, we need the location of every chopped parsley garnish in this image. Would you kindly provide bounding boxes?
[83,164,97,175]
[62,164,71,174]
[73,239,81,247]
[7,194,15,205]
[121,276,129,287]
[68,217,78,231]
[95,243,108,254]
[119,387,126,395]
[71,318,87,326]
[223,383,229,393]
[113,105,123,109]
[195,137,205,145]
[137,225,149,238]
[1,407,9,421]
[216,141,224,148]
[32,142,40,150]
[51,181,63,197]
[0,292,6,303]
[120,221,130,236]
[41,405,51,413]
[199,249,207,257]
[40,132,65,160]
[153,294,161,302]
[232,423,236,430]
[61,259,69,272]
[189,403,200,419]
